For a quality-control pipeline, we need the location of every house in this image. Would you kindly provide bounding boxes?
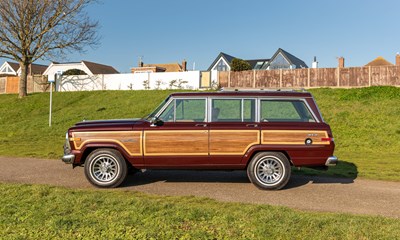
[0,61,48,94]
[207,52,236,71]
[0,61,19,76]
[365,57,394,67]
[207,48,307,71]
[131,60,187,73]
[0,61,48,76]
[43,60,119,77]
[262,48,308,70]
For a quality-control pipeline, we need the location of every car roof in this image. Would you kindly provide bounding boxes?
[170,90,313,98]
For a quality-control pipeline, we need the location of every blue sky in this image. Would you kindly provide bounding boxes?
[4,0,400,72]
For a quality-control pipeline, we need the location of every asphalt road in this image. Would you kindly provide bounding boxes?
[1,157,399,219]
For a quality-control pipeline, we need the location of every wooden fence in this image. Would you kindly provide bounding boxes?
[0,75,50,94]
[218,66,400,88]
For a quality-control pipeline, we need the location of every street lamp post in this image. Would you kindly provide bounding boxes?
[48,75,55,127]
[48,71,62,127]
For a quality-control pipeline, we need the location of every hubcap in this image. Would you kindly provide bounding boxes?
[91,154,119,183]
[255,156,283,185]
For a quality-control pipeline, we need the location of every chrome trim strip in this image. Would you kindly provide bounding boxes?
[154,97,174,119]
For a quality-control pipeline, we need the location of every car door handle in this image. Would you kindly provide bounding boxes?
[246,124,258,127]
[195,124,207,127]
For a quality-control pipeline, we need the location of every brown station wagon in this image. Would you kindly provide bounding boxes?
[62,89,337,190]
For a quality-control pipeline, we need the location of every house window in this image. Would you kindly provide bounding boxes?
[213,59,229,71]
[1,66,14,74]
[254,62,265,70]
[268,53,291,69]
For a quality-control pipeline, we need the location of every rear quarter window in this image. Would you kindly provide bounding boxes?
[260,99,315,122]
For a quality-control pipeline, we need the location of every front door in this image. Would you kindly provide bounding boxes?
[143,98,209,167]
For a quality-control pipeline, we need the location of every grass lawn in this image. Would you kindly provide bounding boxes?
[309,87,400,181]
[1,183,399,239]
[0,86,399,181]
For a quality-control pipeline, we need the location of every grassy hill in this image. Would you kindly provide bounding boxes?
[0,87,399,181]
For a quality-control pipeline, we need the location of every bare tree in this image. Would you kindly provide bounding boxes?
[0,0,99,97]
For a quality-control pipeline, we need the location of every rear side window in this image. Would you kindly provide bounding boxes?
[211,99,256,122]
[260,100,315,122]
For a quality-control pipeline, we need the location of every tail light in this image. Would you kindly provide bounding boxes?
[321,137,334,142]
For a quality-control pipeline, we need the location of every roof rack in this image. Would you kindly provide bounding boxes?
[219,87,307,92]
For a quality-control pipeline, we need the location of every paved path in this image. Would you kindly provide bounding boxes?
[1,157,399,219]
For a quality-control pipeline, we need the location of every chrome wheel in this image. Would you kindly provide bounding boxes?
[90,154,120,183]
[255,156,284,185]
[85,149,128,188]
[247,152,291,190]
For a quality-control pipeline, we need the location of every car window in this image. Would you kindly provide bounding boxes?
[159,99,206,122]
[145,96,170,120]
[158,100,175,122]
[243,99,256,122]
[211,99,255,122]
[176,99,206,122]
[260,100,315,122]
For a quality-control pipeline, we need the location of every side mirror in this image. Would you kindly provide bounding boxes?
[150,117,164,127]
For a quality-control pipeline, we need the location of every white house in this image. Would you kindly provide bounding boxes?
[43,60,119,78]
[0,61,19,75]
[0,61,47,76]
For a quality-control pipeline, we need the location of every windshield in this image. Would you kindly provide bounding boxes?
[144,96,171,121]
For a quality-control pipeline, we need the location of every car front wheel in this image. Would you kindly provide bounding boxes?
[247,152,291,190]
[84,148,128,188]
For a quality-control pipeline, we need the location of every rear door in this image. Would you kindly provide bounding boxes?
[209,98,260,165]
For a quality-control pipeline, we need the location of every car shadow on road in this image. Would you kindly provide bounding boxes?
[284,175,355,190]
[123,170,251,187]
[291,159,357,178]
[286,160,358,189]
[121,160,358,190]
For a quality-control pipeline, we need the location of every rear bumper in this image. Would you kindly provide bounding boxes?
[325,156,338,166]
[62,154,75,164]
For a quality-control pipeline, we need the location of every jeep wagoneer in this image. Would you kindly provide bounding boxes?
[62,89,337,190]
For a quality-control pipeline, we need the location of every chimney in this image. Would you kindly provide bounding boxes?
[182,59,187,72]
[338,57,345,68]
[312,56,318,68]
[138,57,143,67]
[396,53,400,66]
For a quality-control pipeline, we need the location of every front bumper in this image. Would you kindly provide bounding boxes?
[62,154,75,164]
[325,156,338,166]
[62,137,75,164]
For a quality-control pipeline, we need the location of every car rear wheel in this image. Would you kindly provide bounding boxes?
[84,148,128,188]
[247,152,291,190]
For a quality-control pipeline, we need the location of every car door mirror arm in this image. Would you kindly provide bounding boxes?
[150,117,164,127]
